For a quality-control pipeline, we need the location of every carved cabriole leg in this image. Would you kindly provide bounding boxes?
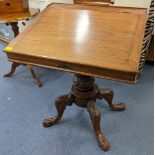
[43,94,74,128]
[27,65,41,87]
[4,62,20,77]
[4,62,41,87]
[97,88,126,111]
[87,100,110,151]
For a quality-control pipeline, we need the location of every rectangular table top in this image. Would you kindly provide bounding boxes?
[4,3,147,83]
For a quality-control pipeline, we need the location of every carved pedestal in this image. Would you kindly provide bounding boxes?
[4,22,41,87]
[43,74,126,151]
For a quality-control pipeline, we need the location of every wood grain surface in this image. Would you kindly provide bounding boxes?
[4,3,147,83]
[0,8,39,23]
[0,0,29,13]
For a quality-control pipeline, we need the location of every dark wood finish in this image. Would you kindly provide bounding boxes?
[4,62,41,87]
[4,4,147,83]
[4,62,20,77]
[74,0,114,5]
[43,74,125,151]
[27,64,41,87]
[0,0,29,13]
[9,22,19,38]
[146,35,154,63]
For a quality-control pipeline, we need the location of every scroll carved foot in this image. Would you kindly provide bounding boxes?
[87,101,110,151]
[97,88,126,111]
[4,62,20,77]
[27,65,41,87]
[43,94,74,128]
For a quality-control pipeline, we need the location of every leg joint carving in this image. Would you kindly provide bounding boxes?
[97,88,125,111]
[97,88,113,103]
[55,94,74,107]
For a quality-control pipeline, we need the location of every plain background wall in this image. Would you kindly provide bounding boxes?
[114,0,152,9]
[29,0,152,10]
[47,0,152,9]
[48,0,73,4]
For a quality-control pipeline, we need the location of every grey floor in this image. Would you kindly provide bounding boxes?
[0,25,154,155]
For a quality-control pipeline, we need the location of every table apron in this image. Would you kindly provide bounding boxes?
[6,52,137,83]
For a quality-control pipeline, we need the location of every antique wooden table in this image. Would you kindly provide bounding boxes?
[4,3,147,151]
[0,8,41,87]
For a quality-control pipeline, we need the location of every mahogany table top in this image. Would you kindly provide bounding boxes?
[4,3,147,83]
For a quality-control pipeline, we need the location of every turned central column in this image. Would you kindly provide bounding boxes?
[71,74,99,108]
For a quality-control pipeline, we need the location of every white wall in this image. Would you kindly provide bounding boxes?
[29,0,152,10]
[48,0,152,9]
[48,0,73,4]
[114,0,152,10]
[29,0,48,11]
